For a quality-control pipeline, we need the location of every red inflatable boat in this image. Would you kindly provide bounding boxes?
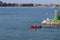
[29,24,42,29]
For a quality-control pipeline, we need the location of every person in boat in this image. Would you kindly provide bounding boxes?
[47,18,50,20]
[29,24,42,28]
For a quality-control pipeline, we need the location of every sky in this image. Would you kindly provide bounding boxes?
[0,0,60,4]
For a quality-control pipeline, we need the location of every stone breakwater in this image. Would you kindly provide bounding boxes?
[41,19,60,26]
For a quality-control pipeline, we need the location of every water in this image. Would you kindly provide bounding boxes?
[0,7,60,40]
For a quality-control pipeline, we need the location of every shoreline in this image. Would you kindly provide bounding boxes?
[0,1,60,8]
[0,6,58,8]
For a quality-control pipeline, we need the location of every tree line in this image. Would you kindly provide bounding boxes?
[0,1,35,7]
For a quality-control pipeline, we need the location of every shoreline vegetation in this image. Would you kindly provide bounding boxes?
[0,1,60,7]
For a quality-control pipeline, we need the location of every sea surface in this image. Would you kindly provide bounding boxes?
[0,7,60,40]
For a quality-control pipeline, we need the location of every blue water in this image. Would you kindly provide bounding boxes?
[0,7,60,40]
